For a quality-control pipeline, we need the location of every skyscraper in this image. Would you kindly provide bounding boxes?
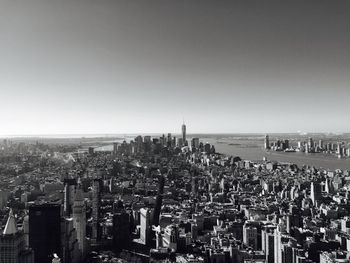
[112,211,132,252]
[0,210,34,263]
[182,122,186,146]
[264,135,270,150]
[62,218,80,263]
[262,224,277,263]
[29,204,61,263]
[243,223,258,250]
[191,137,200,149]
[113,142,118,155]
[167,133,172,147]
[91,178,102,242]
[72,181,87,258]
[310,181,322,207]
[152,175,165,227]
[308,137,314,150]
[63,178,77,217]
[140,208,151,246]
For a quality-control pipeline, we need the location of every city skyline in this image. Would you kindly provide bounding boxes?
[1,0,350,135]
[2,1,350,262]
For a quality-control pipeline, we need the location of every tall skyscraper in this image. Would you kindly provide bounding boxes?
[113,142,118,155]
[308,137,314,150]
[140,208,151,246]
[112,211,132,252]
[0,210,34,263]
[264,135,270,150]
[191,138,200,149]
[63,178,77,217]
[91,179,102,242]
[319,139,324,149]
[62,218,80,263]
[310,181,322,206]
[182,122,186,146]
[72,181,87,258]
[262,224,277,263]
[152,175,165,227]
[167,133,172,147]
[29,204,61,263]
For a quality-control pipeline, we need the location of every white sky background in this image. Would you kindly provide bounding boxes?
[0,0,349,135]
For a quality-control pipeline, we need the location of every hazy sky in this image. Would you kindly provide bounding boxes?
[0,0,349,135]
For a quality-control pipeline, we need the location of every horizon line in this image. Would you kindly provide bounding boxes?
[0,131,348,139]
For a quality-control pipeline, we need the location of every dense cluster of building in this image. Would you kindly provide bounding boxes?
[1,127,350,263]
[264,135,350,158]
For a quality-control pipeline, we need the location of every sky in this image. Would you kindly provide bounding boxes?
[0,0,349,135]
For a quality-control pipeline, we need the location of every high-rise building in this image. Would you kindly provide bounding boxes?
[182,122,186,146]
[135,135,143,153]
[262,224,276,263]
[264,135,270,150]
[113,142,118,155]
[144,136,152,143]
[63,178,77,217]
[308,137,314,150]
[91,179,102,242]
[204,143,211,154]
[319,139,324,149]
[0,210,34,263]
[0,190,9,210]
[161,134,166,146]
[162,225,179,251]
[140,208,151,246]
[274,225,283,263]
[112,211,132,252]
[243,223,258,250]
[310,181,322,207]
[152,175,165,227]
[337,142,342,155]
[61,218,80,263]
[88,147,94,155]
[72,182,87,259]
[177,138,183,147]
[167,133,172,147]
[29,204,61,263]
[191,138,200,149]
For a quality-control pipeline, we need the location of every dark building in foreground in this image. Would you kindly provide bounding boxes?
[112,211,132,252]
[29,203,61,263]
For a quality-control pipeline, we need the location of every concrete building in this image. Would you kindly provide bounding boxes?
[92,178,102,242]
[0,210,34,263]
[72,183,87,259]
[140,208,151,246]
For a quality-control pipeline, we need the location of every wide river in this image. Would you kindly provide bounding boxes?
[201,137,350,171]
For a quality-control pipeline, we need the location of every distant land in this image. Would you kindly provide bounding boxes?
[1,133,350,170]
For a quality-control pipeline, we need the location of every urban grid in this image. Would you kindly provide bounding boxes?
[1,124,350,263]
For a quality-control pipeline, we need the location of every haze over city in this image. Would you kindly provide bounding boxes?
[1,0,349,135]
